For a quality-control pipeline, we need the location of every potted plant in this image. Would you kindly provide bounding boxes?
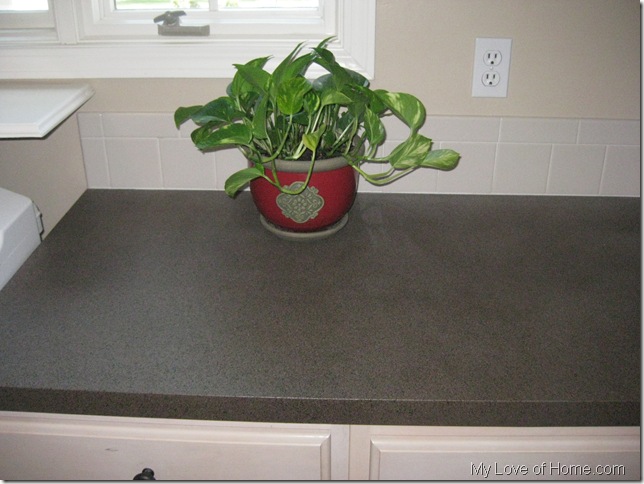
[175,37,460,239]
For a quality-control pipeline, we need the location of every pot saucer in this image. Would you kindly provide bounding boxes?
[259,214,348,241]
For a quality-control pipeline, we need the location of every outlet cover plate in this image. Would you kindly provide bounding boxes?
[472,37,512,98]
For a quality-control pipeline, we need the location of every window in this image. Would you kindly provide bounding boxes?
[0,0,375,79]
[0,0,55,40]
[112,1,320,10]
[74,0,331,40]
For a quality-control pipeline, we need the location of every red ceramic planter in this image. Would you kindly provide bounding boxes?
[250,156,359,239]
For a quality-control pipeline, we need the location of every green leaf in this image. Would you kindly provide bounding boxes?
[302,124,326,152]
[236,91,260,115]
[251,95,270,139]
[387,133,433,170]
[312,73,335,91]
[272,42,306,83]
[363,108,385,146]
[189,97,241,126]
[316,36,335,50]
[174,105,202,128]
[281,53,315,79]
[276,77,312,115]
[344,68,370,88]
[312,47,351,86]
[302,90,320,113]
[347,99,367,122]
[233,64,272,95]
[302,133,319,152]
[364,88,386,114]
[273,44,317,87]
[320,88,353,107]
[375,90,426,133]
[224,166,264,197]
[191,123,252,151]
[420,149,461,171]
[228,56,271,97]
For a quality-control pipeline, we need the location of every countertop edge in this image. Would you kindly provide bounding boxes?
[0,387,639,427]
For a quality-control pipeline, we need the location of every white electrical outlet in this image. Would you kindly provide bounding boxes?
[483,50,502,66]
[472,38,512,98]
[482,71,500,86]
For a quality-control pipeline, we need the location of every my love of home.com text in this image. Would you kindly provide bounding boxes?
[470,461,627,479]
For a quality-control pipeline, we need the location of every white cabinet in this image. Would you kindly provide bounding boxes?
[0,412,349,480]
[1,412,639,480]
[348,426,640,480]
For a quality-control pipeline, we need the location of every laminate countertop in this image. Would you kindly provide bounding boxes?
[0,190,639,426]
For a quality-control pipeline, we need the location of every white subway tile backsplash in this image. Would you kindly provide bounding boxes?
[494,143,551,194]
[383,164,438,194]
[78,112,640,197]
[380,115,409,140]
[600,145,641,196]
[105,138,163,188]
[547,145,606,195]
[499,118,579,144]
[102,113,180,138]
[425,116,500,142]
[80,138,110,188]
[578,119,640,145]
[437,142,496,194]
[77,113,103,138]
[214,148,248,191]
[160,139,217,189]
[178,119,198,138]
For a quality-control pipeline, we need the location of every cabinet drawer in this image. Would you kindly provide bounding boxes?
[0,412,349,480]
[350,426,640,480]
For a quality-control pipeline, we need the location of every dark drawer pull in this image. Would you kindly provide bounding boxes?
[133,468,156,480]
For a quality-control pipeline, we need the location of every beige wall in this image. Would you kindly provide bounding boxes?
[373,0,640,119]
[0,0,639,234]
[0,115,87,237]
[82,0,640,119]
[375,0,640,119]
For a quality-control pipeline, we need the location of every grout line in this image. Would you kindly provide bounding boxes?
[497,118,503,143]
[156,139,165,188]
[597,145,609,195]
[492,118,502,195]
[544,144,554,194]
[102,139,112,188]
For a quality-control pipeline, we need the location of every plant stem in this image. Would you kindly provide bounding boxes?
[350,164,415,186]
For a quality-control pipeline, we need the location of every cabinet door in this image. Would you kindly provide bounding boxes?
[0,412,349,480]
[349,426,640,480]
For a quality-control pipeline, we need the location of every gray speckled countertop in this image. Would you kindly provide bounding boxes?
[0,190,639,426]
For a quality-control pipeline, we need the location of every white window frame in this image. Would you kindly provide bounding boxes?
[0,0,375,79]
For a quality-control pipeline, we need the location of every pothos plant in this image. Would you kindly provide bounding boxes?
[174,37,460,197]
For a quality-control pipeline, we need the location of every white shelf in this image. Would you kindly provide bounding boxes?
[0,82,94,139]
